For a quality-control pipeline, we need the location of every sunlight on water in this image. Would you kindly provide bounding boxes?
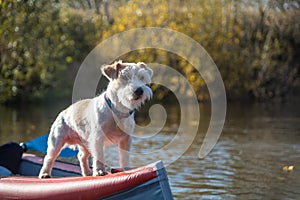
[1,102,300,199]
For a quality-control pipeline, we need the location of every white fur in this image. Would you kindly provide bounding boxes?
[39,61,153,178]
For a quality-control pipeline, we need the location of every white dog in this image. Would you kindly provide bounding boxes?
[39,61,153,178]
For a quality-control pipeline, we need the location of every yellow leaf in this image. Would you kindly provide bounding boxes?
[282,165,294,172]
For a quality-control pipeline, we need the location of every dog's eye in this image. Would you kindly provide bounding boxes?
[121,75,128,80]
[139,74,148,82]
[140,75,151,84]
[119,72,129,80]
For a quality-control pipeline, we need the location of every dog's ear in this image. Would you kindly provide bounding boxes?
[137,62,147,68]
[138,62,153,78]
[115,62,126,79]
[101,64,116,80]
[101,61,125,80]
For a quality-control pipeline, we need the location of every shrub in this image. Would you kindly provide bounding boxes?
[0,0,299,103]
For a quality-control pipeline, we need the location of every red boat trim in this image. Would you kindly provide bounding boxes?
[0,164,158,200]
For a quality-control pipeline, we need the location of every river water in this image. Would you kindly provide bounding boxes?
[0,100,299,200]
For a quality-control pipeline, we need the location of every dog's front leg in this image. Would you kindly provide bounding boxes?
[77,145,92,176]
[118,134,131,170]
[91,137,107,176]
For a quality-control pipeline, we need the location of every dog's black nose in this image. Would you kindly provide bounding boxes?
[134,87,143,96]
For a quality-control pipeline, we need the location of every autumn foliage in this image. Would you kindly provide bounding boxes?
[0,0,299,103]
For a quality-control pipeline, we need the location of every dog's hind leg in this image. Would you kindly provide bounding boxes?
[39,136,65,178]
[77,145,91,176]
[39,117,66,178]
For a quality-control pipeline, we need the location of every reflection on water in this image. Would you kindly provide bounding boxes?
[0,101,300,200]
[0,101,71,143]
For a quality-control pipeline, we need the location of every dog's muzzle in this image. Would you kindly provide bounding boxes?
[133,87,143,100]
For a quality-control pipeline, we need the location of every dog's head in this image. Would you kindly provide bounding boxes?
[102,61,153,110]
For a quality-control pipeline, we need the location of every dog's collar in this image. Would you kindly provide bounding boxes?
[104,94,135,118]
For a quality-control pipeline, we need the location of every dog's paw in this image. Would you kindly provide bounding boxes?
[39,173,51,179]
[93,170,108,176]
[81,168,93,177]
[82,171,93,177]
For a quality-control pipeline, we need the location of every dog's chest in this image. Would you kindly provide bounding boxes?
[101,118,133,146]
[104,131,125,146]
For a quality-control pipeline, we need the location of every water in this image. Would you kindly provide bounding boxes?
[0,100,300,200]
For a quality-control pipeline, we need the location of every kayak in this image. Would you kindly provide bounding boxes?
[0,153,174,200]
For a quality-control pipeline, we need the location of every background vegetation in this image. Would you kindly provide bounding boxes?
[1,0,299,103]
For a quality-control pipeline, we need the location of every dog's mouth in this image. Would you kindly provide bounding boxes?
[133,95,142,101]
[133,94,143,101]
